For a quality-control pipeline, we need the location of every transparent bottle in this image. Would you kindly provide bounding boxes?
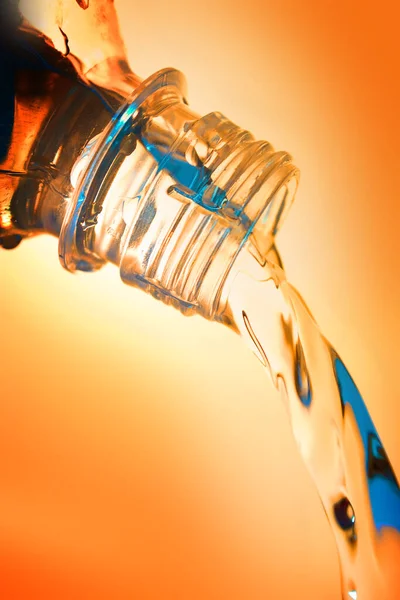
[1,3,399,599]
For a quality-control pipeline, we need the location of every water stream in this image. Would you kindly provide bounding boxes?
[222,241,400,599]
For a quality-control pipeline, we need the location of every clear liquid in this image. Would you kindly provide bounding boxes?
[222,241,400,599]
[52,51,399,596]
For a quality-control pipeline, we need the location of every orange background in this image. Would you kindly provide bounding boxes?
[1,1,399,598]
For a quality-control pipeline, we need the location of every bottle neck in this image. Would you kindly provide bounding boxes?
[60,68,299,320]
[1,27,298,322]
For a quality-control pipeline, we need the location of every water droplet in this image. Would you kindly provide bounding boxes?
[294,341,312,407]
[334,497,356,531]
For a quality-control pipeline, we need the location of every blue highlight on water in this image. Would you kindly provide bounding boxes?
[333,354,400,534]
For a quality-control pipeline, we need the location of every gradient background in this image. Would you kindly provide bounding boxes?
[1,1,399,598]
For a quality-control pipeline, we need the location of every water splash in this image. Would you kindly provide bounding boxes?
[222,240,400,600]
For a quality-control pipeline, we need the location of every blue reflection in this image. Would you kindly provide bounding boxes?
[332,353,400,533]
[142,140,227,211]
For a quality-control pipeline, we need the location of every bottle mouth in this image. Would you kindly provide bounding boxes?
[59,68,299,319]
